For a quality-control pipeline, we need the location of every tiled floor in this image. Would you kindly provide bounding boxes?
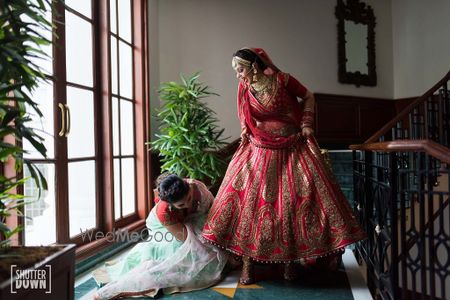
[75,249,372,300]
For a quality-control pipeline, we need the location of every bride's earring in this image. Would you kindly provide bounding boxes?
[252,69,258,82]
[252,64,258,82]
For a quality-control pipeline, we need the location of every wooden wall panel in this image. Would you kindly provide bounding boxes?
[316,101,360,138]
[315,93,396,148]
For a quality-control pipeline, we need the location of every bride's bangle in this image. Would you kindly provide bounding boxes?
[300,122,313,129]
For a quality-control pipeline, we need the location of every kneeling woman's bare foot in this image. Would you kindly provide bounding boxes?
[283,262,297,281]
[239,257,254,285]
[93,293,100,300]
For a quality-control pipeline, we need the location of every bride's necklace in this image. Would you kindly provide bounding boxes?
[250,75,276,106]
[251,75,271,92]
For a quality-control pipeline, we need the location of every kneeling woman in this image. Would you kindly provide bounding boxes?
[93,174,227,299]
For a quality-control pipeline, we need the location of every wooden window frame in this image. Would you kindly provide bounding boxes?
[4,0,151,260]
[76,0,151,258]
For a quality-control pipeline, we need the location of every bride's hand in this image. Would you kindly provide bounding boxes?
[240,128,248,143]
[93,293,100,300]
[301,126,314,138]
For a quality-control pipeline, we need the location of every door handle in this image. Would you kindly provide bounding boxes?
[64,104,71,137]
[58,103,66,137]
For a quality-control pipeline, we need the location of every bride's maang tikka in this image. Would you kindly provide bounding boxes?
[232,56,252,68]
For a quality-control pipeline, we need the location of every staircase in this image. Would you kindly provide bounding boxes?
[350,70,450,300]
[328,150,355,206]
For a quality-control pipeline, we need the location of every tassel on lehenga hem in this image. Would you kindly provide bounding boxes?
[200,235,348,265]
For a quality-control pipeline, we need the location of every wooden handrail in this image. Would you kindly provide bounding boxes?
[350,139,450,164]
[365,69,450,144]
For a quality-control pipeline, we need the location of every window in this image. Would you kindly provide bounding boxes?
[110,0,136,220]
[20,0,149,253]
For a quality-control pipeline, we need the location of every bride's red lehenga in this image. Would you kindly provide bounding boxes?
[202,48,366,263]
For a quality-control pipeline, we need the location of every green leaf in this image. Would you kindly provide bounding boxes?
[0,222,10,233]
[180,74,188,87]
[4,226,23,239]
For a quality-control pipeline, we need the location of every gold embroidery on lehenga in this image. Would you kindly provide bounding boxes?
[280,151,296,249]
[232,160,253,191]
[305,147,345,228]
[219,146,251,198]
[303,192,326,242]
[306,141,365,240]
[293,149,313,198]
[235,202,254,241]
[204,191,239,243]
[255,204,277,257]
[233,148,265,248]
[262,151,278,203]
[301,149,345,249]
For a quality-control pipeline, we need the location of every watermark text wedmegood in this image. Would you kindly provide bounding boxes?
[79,227,186,243]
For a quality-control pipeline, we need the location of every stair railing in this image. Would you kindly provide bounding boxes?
[350,140,450,300]
[351,69,450,299]
[366,70,450,146]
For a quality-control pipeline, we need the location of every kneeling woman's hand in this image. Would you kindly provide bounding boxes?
[165,223,188,242]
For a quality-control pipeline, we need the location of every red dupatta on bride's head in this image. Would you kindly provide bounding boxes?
[240,47,280,75]
[235,47,300,149]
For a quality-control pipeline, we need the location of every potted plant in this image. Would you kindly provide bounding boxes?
[0,1,75,299]
[150,73,228,187]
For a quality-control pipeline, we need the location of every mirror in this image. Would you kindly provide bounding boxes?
[335,0,376,87]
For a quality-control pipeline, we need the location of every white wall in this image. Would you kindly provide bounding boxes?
[148,0,160,141]
[392,0,450,99]
[149,0,394,140]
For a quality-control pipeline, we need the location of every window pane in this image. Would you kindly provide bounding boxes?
[112,97,120,155]
[23,80,54,159]
[118,0,131,42]
[67,87,95,158]
[111,37,118,95]
[114,158,121,219]
[24,164,56,246]
[121,158,135,216]
[110,0,117,34]
[119,41,132,98]
[68,160,96,237]
[23,1,53,75]
[65,0,92,19]
[37,41,53,77]
[65,11,93,87]
[120,100,134,155]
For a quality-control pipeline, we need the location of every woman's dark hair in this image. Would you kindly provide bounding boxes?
[158,174,189,204]
[233,49,267,71]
